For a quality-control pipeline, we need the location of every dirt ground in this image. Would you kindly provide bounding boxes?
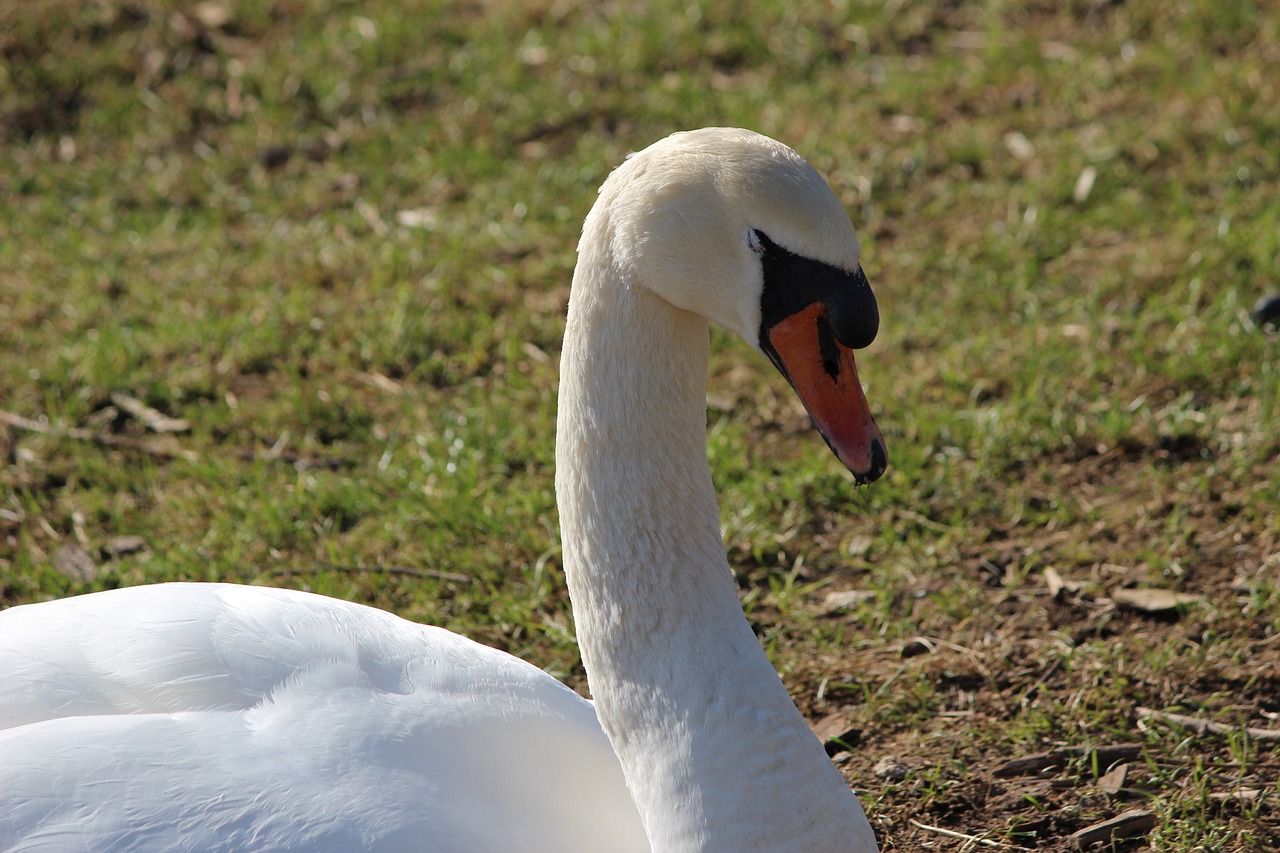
[793,447,1280,850]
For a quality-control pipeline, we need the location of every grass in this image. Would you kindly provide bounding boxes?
[2,0,1278,848]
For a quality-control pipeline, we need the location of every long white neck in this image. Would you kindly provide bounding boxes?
[555,210,878,852]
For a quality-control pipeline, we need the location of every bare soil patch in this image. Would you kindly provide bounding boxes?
[783,450,1280,849]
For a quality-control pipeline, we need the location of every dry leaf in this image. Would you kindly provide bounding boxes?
[1096,762,1129,797]
[845,534,873,557]
[810,711,861,756]
[1111,587,1202,614]
[1069,809,1156,849]
[1044,567,1067,600]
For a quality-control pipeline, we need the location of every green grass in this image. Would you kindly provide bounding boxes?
[2,0,1278,848]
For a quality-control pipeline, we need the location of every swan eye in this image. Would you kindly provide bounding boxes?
[747,229,766,256]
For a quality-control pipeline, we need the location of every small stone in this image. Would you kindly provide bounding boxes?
[1003,131,1035,161]
[103,536,149,560]
[192,2,230,28]
[1073,166,1097,203]
[873,756,909,781]
[53,544,98,582]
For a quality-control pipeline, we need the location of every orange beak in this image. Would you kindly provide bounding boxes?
[764,303,887,484]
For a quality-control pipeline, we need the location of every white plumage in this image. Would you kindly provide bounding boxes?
[1,583,645,851]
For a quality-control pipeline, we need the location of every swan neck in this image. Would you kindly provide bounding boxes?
[554,227,877,852]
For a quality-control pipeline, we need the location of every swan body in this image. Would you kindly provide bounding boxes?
[0,583,645,852]
[1,128,885,852]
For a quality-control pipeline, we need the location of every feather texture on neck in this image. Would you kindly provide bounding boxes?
[555,136,878,852]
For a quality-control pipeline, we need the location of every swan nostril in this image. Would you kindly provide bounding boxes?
[816,313,841,381]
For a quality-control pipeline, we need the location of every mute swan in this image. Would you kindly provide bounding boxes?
[0,128,885,852]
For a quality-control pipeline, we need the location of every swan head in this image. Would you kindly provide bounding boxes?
[597,127,887,484]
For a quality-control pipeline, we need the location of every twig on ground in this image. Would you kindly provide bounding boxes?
[272,564,474,584]
[897,509,953,533]
[994,743,1142,778]
[239,450,356,470]
[110,392,190,433]
[1136,707,1280,743]
[909,819,1016,849]
[905,635,989,659]
[900,635,994,681]
[1017,657,1063,708]
[0,409,197,461]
